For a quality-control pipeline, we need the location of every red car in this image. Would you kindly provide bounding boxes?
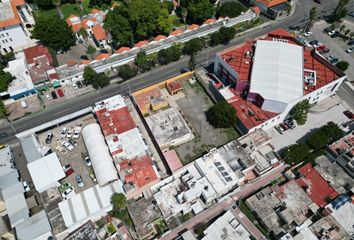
[57,89,64,97]
[343,110,354,119]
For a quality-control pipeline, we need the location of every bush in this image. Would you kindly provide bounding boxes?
[206,100,237,128]
[216,2,246,18]
[290,100,310,125]
[111,193,127,211]
[194,223,208,237]
[335,60,349,71]
[118,64,138,80]
[284,144,310,165]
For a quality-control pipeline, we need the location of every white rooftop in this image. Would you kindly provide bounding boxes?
[59,181,124,232]
[202,210,250,240]
[250,40,304,112]
[94,95,126,112]
[27,152,65,193]
[329,202,354,236]
[119,128,148,159]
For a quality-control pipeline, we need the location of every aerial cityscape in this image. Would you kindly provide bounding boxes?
[0,0,353,239]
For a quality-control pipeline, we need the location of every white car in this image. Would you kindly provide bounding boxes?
[328,30,336,36]
[45,94,51,100]
[304,31,312,37]
[346,47,353,53]
[313,42,322,48]
[62,141,74,151]
[72,84,78,90]
[73,127,82,139]
[60,127,68,139]
[66,130,73,138]
[85,156,92,166]
[22,181,30,192]
[61,186,75,200]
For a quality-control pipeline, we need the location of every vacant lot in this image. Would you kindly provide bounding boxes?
[175,80,238,164]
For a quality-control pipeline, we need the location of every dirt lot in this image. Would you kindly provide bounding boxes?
[37,114,97,193]
[175,80,239,164]
[7,95,42,121]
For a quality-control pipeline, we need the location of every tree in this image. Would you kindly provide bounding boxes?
[111,193,127,211]
[79,28,89,40]
[158,45,182,65]
[290,100,311,125]
[184,38,204,55]
[210,31,223,46]
[89,0,111,8]
[329,8,348,23]
[0,101,7,118]
[206,101,237,128]
[219,27,236,43]
[306,130,329,150]
[186,0,214,24]
[36,0,54,9]
[83,66,109,89]
[188,53,197,70]
[104,7,133,47]
[31,16,75,51]
[335,61,349,71]
[284,144,310,165]
[339,25,346,32]
[320,121,344,142]
[118,64,138,80]
[0,68,14,92]
[86,45,96,60]
[134,51,153,72]
[309,7,317,21]
[157,8,173,35]
[344,29,350,36]
[333,0,350,15]
[216,2,245,18]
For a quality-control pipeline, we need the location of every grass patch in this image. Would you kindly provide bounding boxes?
[110,209,133,227]
[106,223,116,235]
[234,17,264,33]
[223,127,238,141]
[153,219,168,236]
[95,218,107,228]
[194,222,209,237]
[179,211,194,223]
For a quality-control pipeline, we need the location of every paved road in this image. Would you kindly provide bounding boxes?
[0,0,334,144]
[159,164,286,240]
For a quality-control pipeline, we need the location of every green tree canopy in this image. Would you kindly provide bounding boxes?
[206,100,237,128]
[210,27,236,45]
[157,45,181,65]
[184,38,204,55]
[0,68,14,92]
[284,144,310,165]
[111,193,127,211]
[290,100,311,125]
[86,45,96,60]
[134,51,154,72]
[118,64,138,80]
[36,0,55,9]
[0,101,7,118]
[216,2,246,18]
[306,130,329,150]
[309,7,317,20]
[83,66,109,89]
[89,0,111,8]
[320,121,344,143]
[186,0,214,24]
[31,16,75,51]
[335,61,349,71]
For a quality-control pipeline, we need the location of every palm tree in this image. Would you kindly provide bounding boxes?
[181,7,188,30]
[52,0,64,19]
[333,0,350,14]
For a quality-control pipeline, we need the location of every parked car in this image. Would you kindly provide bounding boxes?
[89,171,97,182]
[330,57,339,64]
[284,119,296,129]
[348,12,354,17]
[51,91,57,99]
[68,139,77,147]
[330,32,340,38]
[80,55,89,60]
[275,126,284,134]
[66,130,73,138]
[85,156,92,166]
[328,30,336,36]
[22,181,30,192]
[348,40,354,46]
[314,0,321,3]
[45,132,54,144]
[60,127,68,139]
[77,82,83,88]
[62,164,74,176]
[304,31,312,37]
[76,175,84,187]
[62,186,74,200]
[309,40,318,45]
[45,94,51,100]
[72,84,78,90]
[343,110,354,119]
[346,47,353,53]
[62,141,74,151]
[317,46,330,54]
[0,132,7,139]
[57,89,64,97]
[73,127,81,139]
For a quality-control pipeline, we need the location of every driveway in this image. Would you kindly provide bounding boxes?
[267,96,352,152]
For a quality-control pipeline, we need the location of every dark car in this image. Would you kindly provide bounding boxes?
[331,32,340,38]
[80,55,89,60]
[77,82,83,88]
[68,139,77,147]
[348,40,354,46]
[285,119,296,129]
[0,132,7,139]
[330,57,339,64]
[314,0,321,3]
[51,91,57,99]
[343,110,354,119]
[45,132,53,144]
[100,49,108,54]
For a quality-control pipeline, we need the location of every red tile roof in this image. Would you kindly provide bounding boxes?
[257,0,287,8]
[96,106,136,136]
[134,40,149,48]
[115,47,131,54]
[163,150,183,172]
[297,163,339,208]
[95,53,110,61]
[119,155,158,188]
[203,19,216,25]
[66,15,83,32]
[91,8,100,14]
[24,45,53,65]
[187,24,199,30]
[0,0,25,28]
[154,35,167,41]
[134,87,164,113]
[166,81,183,93]
[82,17,97,29]
[251,6,261,14]
[92,24,107,40]
[170,29,184,36]
[80,59,90,65]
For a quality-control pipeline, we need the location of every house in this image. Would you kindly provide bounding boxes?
[248,0,291,19]
[213,29,346,134]
[91,24,109,49]
[0,0,36,54]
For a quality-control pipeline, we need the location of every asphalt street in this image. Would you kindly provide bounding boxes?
[0,0,342,144]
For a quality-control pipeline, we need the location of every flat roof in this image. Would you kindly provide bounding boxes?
[27,152,65,193]
[297,163,339,208]
[163,150,183,172]
[15,210,52,240]
[250,40,303,110]
[20,135,42,163]
[329,201,354,236]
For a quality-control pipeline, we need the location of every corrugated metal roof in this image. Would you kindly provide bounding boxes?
[20,135,42,163]
[15,210,52,240]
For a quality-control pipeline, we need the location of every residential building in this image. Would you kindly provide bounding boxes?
[213,29,346,134]
[0,0,36,54]
[247,0,290,19]
[15,210,53,240]
[327,130,354,178]
[328,195,354,237]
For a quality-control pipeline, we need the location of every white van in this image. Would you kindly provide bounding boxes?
[21,100,28,109]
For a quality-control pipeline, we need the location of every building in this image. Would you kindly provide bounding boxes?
[213,29,346,134]
[166,80,183,95]
[202,210,250,240]
[145,108,194,149]
[328,196,354,237]
[0,0,36,54]
[15,210,53,240]
[247,0,290,19]
[327,130,354,178]
[297,163,339,208]
[163,149,183,172]
[309,215,350,240]
[134,87,169,115]
[1,57,35,100]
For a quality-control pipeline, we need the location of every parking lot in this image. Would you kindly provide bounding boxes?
[268,95,352,152]
[37,114,97,194]
[308,20,354,80]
